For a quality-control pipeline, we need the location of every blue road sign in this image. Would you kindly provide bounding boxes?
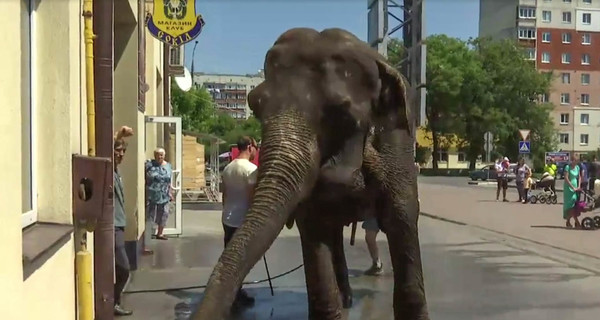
[519,141,531,153]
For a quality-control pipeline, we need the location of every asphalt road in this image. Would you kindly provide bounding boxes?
[125,211,600,320]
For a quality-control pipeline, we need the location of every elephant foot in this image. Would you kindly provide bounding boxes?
[341,293,353,309]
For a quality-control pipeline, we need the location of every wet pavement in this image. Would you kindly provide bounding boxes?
[123,209,600,320]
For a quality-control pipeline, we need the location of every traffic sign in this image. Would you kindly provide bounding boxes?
[519,141,531,153]
[484,132,493,162]
[519,129,530,141]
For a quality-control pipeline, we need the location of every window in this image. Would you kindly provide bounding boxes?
[437,149,448,162]
[540,93,549,103]
[560,113,570,124]
[560,133,569,144]
[562,72,571,84]
[581,73,590,85]
[542,52,551,63]
[562,52,571,64]
[518,27,536,39]
[563,11,572,23]
[525,48,536,60]
[542,32,551,42]
[519,7,536,19]
[583,13,592,24]
[581,134,589,145]
[563,0,572,2]
[562,32,571,43]
[581,113,590,125]
[581,93,590,105]
[542,10,552,22]
[457,151,467,162]
[582,53,591,65]
[21,0,36,228]
[561,93,570,104]
[583,0,592,4]
[582,33,591,45]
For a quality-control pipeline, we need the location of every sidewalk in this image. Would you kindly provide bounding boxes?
[418,182,599,259]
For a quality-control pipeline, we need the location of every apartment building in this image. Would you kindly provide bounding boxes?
[193,72,265,119]
[2,0,174,318]
[480,0,600,156]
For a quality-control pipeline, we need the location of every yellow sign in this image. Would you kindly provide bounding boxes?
[146,0,205,47]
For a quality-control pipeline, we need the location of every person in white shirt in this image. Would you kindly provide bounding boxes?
[221,136,258,306]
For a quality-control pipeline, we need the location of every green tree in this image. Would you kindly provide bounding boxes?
[422,35,557,170]
[387,38,404,67]
[423,35,472,169]
[473,37,556,169]
[171,84,216,132]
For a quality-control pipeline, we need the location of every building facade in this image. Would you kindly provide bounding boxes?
[2,0,172,318]
[193,72,265,119]
[480,0,600,156]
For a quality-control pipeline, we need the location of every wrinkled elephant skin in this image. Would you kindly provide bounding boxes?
[191,28,429,320]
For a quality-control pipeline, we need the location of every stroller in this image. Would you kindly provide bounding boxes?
[577,188,600,230]
[529,173,557,204]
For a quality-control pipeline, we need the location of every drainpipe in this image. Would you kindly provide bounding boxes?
[163,43,171,160]
[77,1,96,319]
[93,0,116,319]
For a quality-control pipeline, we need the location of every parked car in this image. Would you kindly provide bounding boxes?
[469,164,516,182]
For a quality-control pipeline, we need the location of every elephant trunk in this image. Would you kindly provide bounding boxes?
[193,110,319,319]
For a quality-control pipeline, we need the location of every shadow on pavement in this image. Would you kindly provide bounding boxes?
[530,225,575,230]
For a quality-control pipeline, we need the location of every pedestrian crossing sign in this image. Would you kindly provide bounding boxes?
[519,141,531,153]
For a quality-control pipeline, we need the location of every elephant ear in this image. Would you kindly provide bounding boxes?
[373,58,414,137]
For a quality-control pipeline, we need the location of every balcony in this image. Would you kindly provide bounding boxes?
[169,46,185,76]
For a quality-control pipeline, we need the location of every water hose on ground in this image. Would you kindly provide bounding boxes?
[123,264,304,294]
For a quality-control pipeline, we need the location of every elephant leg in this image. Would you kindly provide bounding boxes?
[297,214,343,320]
[364,131,429,320]
[332,224,352,309]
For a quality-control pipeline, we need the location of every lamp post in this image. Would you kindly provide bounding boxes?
[190,40,199,88]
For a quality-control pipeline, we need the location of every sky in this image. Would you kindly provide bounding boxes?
[182,0,480,75]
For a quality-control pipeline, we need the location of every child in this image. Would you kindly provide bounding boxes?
[523,171,533,204]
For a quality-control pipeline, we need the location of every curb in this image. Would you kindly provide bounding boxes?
[419,211,600,275]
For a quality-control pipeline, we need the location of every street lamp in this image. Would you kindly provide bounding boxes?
[190,40,199,88]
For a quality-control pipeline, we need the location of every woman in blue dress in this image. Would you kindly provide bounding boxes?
[144,148,173,252]
[563,156,582,229]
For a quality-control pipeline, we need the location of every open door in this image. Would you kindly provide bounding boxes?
[145,116,183,236]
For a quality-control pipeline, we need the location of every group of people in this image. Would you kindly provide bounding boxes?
[494,157,533,203]
[493,153,600,229]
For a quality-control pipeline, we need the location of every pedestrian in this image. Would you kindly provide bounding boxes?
[496,157,509,202]
[523,171,533,204]
[589,156,598,192]
[362,217,383,276]
[515,158,531,202]
[113,125,134,316]
[563,155,582,229]
[578,157,589,193]
[220,136,259,306]
[144,147,173,247]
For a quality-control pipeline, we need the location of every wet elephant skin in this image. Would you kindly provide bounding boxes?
[191,28,429,320]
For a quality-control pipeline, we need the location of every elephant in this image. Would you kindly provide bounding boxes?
[191,27,429,320]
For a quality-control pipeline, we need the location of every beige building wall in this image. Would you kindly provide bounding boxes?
[574,108,600,151]
[1,0,88,318]
[2,0,169,317]
[0,0,26,319]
